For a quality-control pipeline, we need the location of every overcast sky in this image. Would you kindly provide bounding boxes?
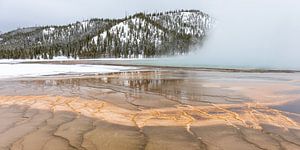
[0,0,300,69]
[0,0,210,32]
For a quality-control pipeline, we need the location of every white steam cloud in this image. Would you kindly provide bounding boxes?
[177,0,300,69]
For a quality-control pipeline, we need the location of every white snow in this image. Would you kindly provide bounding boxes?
[92,31,107,45]
[92,36,98,44]
[0,63,134,79]
[150,11,212,37]
[43,27,55,35]
[81,21,89,29]
[93,17,164,46]
[52,56,75,60]
[109,21,131,42]
[181,12,193,23]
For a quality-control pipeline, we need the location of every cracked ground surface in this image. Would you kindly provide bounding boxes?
[0,68,300,150]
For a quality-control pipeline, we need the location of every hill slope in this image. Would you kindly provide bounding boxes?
[0,10,213,59]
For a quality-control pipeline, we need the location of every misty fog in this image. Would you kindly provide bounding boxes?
[176,0,300,69]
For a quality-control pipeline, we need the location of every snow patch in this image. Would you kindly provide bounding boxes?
[43,27,55,35]
[180,12,193,23]
[93,17,164,46]
[81,21,89,28]
[0,64,134,79]
[92,36,99,44]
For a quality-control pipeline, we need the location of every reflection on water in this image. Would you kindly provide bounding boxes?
[0,70,250,109]
[1,68,300,110]
[273,99,300,114]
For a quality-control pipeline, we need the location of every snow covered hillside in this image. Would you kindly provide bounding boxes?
[0,10,213,59]
[149,10,212,37]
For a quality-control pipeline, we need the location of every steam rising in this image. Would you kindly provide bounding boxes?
[177,0,300,69]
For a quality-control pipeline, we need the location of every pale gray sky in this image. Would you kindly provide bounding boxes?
[1,0,300,69]
[0,0,207,32]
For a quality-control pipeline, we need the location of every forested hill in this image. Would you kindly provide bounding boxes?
[0,10,213,59]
